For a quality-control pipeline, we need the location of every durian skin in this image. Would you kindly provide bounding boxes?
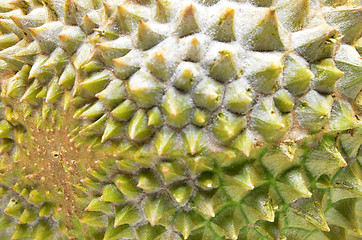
[0,0,361,240]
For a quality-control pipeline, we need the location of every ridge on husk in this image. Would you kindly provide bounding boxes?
[0,0,361,239]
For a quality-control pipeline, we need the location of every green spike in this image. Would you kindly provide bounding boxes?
[209,8,235,42]
[174,211,205,239]
[182,125,206,155]
[85,197,112,214]
[102,117,123,142]
[13,40,39,64]
[209,50,237,83]
[137,170,162,192]
[10,7,47,39]
[96,79,126,109]
[80,100,105,119]
[104,221,134,240]
[79,114,107,136]
[114,174,141,199]
[0,213,13,230]
[81,70,110,96]
[311,59,344,93]
[261,143,298,176]
[161,88,192,128]
[334,44,362,99]
[81,11,101,34]
[72,43,93,70]
[147,107,162,127]
[292,25,340,62]
[211,205,246,240]
[80,211,108,228]
[170,183,192,205]
[225,78,253,114]
[113,50,142,79]
[6,64,30,98]
[39,202,52,217]
[136,224,166,240]
[222,164,263,201]
[274,0,310,31]
[276,169,312,202]
[0,18,23,38]
[58,26,86,55]
[157,160,185,183]
[175,4,200,37]
[42,47,68,73]
[331,161,362,202]
[151,126,176,155]
[198,172,219,189]
[191,108,210,127]
[323,225,346,240]
[245,52,283,94]
[18,207,37,224]
[46,77,63,103]
[114,5,148,34]
[59,63,76,89]
[173,62,200,91]
[180,36,203,62]
[127,109,153,141]
[4,198,24,218]
[0,138,14,153]
[251,97,291,142]
[154,0,172,23]
[242,186,276,223]
[20,79,41,104]
[325,198,361,234]
[146,48,177,81]
[29,55,54,83]
[296,90,333,133]
[111,100,137,121]
[248,7,284,51]
[315,175,333,189]
[64,0,92,25]
[339,123,362,159]
[329,100,358,131]
[41,101,51,120]
[100,184,125,203]
[212,110,246,143]
[0,33,18,50]
[290,197,330,232]
[144,193,175,226]
[0,120,13,139]
[0,38,25,70]
[81,60,103,73]
[129,70,164,108]
[12,223,31,239]
[28,21,63,54]
[137,20,166,50]
[192,189,227,218]
[73,103,90,119]
[28,189,45,205]
[97,37,132,66]
[193,78,224,111]
[273,89,294,113]
[114,204,141,227]
[283,53,314,95]
[232,129,255,157]
[324,5,362,44]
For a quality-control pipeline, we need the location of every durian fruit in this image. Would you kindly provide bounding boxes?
[0,0,361,239]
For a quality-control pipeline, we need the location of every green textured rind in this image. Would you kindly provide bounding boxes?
[0,0,361,239]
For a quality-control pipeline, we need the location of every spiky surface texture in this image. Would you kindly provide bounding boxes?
[0,0,361,239]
